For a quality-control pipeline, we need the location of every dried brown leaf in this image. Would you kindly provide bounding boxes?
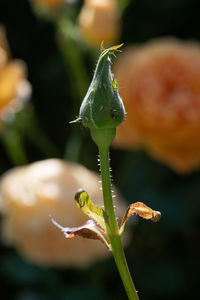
[50,217,111,250]
[120,202,161,234]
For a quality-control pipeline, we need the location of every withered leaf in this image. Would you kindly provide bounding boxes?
[50,217,111,250]
[120,202,161,234]
[74,189,107,231]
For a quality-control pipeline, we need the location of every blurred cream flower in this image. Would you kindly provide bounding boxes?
[0,159,125,267]
[0,26,31,125]
[78,0,121,47]
[29,0,65,9]
[113,38,200,174]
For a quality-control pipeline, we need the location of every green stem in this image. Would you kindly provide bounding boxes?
[1,128,28,166]
[64,130,82,162]
[98,143,139,300]
[110,235,139,300]
[56,19,89,105]
[56,19,89,162]
[15,105,60,158]
[99,146,118,234]
[25,118,60,158]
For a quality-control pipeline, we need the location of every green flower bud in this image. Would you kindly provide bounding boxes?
[79,44,125,130]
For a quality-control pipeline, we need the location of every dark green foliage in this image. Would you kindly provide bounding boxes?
[0,0,200,299]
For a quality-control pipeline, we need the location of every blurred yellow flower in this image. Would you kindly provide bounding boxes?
[29,0,65,9]
[78,0,121,47]
[113,39,200,174]
[0,159,125,267]
[0,26,31,124]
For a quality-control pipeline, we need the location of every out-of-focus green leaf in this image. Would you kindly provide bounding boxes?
[117,0,131,14]
[74,189,107,231]
[51,217,111,250]
[120,202,161,234]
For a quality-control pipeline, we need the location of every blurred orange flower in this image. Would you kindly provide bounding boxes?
[0,159,125,267]
[78,0,121,47]
[29,0,65,9]
[0,26,31,125]
[113,38,200,174]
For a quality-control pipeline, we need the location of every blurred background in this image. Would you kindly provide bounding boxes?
[0,0,200,299]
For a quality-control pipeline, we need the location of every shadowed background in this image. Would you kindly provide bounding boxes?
[0,0,200,299]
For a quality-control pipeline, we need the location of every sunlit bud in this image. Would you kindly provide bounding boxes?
[79,45,125,131]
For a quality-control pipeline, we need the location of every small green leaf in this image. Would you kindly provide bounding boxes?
[51,217,111,250]
[117,0,131,14]
[75,189,107,231]
[119,202,161,235]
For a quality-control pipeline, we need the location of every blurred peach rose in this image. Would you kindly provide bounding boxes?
[29,0,65,9]
[0,26,31,125]
[113,38,200,174]
[0,159,125,267]
[78,0,121,47]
